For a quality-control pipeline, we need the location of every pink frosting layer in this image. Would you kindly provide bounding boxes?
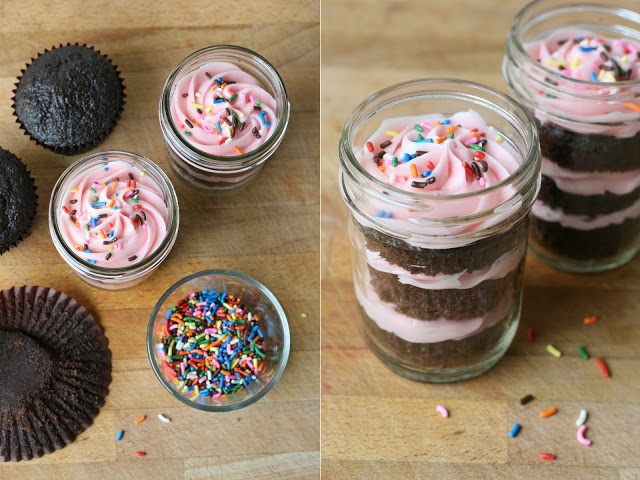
[355,110,524,248]
[365,241,525,290]
[532,197,640,230]
[171,62,277,156]
[525,30,640,137]
[542,156,640,196]
[57,161,169,268]
[354,270,513,343]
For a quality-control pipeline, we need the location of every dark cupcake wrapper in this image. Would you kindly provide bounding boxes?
[0,148,38,255]
[0,285,111,462]
[11,43,126,156]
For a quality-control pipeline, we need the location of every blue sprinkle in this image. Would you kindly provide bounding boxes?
[213,99,224,104]
[576,36,584,41]
[109,231,115,237]
[509,423,521,438]
[116,430,124,441]
[85,249,92,254]
[113,206,118,210]
[384,211,393,219]
[260,113,266,125]
[104,167,109,172]
[580,46,596,52]
[410,154,416,159]
[376,210,385,217]
[266,121,271,128]
[422,170,432,177]
[91,202,107,207]
[403,153,411,163]
[256,328,264,338]
[441,119,451,124]
[217,77,223,83]
[590,71,598,82]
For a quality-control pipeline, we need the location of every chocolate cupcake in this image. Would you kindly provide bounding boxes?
[0,148,38,255]
[12,44,125,155]
[0,285,111,462]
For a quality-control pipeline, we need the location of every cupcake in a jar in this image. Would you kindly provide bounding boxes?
[504,0,640,272]
[339,79,541,383]
[159,45,290,196]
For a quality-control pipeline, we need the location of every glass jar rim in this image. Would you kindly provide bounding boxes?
[159,44,290,168]
[339,78,540,205]
[49,150,179,277]
[508,0,640,90]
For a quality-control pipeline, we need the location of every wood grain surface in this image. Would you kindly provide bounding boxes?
[0,1,319,479]
[321,1,640,479]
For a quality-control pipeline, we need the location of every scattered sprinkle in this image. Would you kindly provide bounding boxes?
[435,405,449,418]
[576,409,588,427]
[578,345,590,360]
[135,452,146,457]
[520,394,534,405]
[584,316,598,325]
[596,357,610,378]
[540,407,557,418]
[527,328,535,342]
[134,415,146,424]
[546,344,562,358]
[116,430,124,441]
[301,313,308,318]
[509,423,521,438]
[158,414,171,423]
[577,425,591,446]
[539,453,555,460]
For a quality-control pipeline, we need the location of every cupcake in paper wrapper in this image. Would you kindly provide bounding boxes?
[12,43,126,155]
[0,285,111,462]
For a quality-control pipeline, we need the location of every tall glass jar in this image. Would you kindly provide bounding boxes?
[504,0,640,272]
[339,79,541,383]
[49,150,179,290]
[158,45,290,196]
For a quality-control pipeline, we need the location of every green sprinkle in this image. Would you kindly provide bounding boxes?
[416,133,424,141]
[579,345,590,360]
[450,132,454,139]
[130,198,139,204]
[256,100,261,107]
[392,157,398,167]
[414,124,424,132]
[470,143,486,152]
[545,93,557,98]
[85,224,90,231]
[184,131,192,136]
[115,193,119,197]
[229,94,238,103]
[93,196,98,202]
[254,348,266,358]
[89,187,97,193]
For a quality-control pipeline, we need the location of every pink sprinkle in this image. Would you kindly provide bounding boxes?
[180,363,186,376]
[212,393,222,398]
[628,43,638,55]
[433,192,440,196]
[463,137,479,147]
[142,224,147,230]
[169,324,178,331]
[561,69,571,76]
[204,328,216,335]
[436,405,449,418]
[577,425,591,446]
[189,292,196,298]
[157,351,166,358]
[250,95,255,104]
[420,122,434,131]
[479,177,487,187]
[198,376,207,384]
[198,114,206,119]
[202,126,215,134]
[254,368,259,375]
[212,359,220,369]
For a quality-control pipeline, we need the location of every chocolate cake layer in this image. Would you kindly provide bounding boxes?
[360,216,529,277]
[539,175,640,216]
[368,259,525,321]
[537,120,640,173]
[531,215,640,260]
[361,309,511,370]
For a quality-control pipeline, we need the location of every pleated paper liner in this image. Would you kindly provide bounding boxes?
[0,148,38,255]
[11,43,126,156]
[0,286,111,462]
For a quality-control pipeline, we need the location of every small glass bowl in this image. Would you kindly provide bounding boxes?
[147,269,290,411]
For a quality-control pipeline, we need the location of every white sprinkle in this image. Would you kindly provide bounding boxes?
[158,414,171,423]
[576,409,588,427]
[195,92,201,98]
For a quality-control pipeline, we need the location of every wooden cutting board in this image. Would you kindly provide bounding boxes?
[0,1,319,478]
[321,0,640,479]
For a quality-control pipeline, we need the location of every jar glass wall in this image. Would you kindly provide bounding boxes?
[338,79,541,383]
[503,0,640,272]
[49,150,179,290]
[158,45,290,196]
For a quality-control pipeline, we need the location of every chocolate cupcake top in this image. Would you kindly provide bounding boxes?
[0,148,37,255]
[0,285,111,462]
[13,44,125,155]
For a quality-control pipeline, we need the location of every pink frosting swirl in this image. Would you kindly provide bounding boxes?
[357,110,521,225]
[524,30,640,137]
[171,62,277,156]
[57,161,169,268]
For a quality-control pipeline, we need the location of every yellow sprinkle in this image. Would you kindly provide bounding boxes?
[111,183,117,190]
[239,113,245,118]
[189,102,204,109]
[205,105,212,114]
[495,135,503,143]
[598,69,606,81]
[301,313,308,318]
[571,57,580,70]
[545,59,565,67]
[225,127,231,137]
[140,171,145,177]
[547,344,562,358]
[109,247,114,252]
[70,189,79,193]
[385,130,399,137]
[622,55,628,63]
[605,72,617,83]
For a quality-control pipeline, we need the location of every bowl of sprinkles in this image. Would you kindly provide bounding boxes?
[147,270,290,411]
[158,44,290,195]
[49,150,179,289]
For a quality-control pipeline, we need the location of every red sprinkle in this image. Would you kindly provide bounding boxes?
[596,357,610,378]
[527,328,535,342]
[473,151,486,160]
[426,161,435,170]
[62,206,69,214]
[135,452,146,457]
[539,453,555,460]
[366,141,374,152]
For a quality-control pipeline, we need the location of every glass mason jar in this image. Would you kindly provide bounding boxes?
[49,150,180,290]
[504,0,640,272]
[338,79,541,383]
[158,45,290,196]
